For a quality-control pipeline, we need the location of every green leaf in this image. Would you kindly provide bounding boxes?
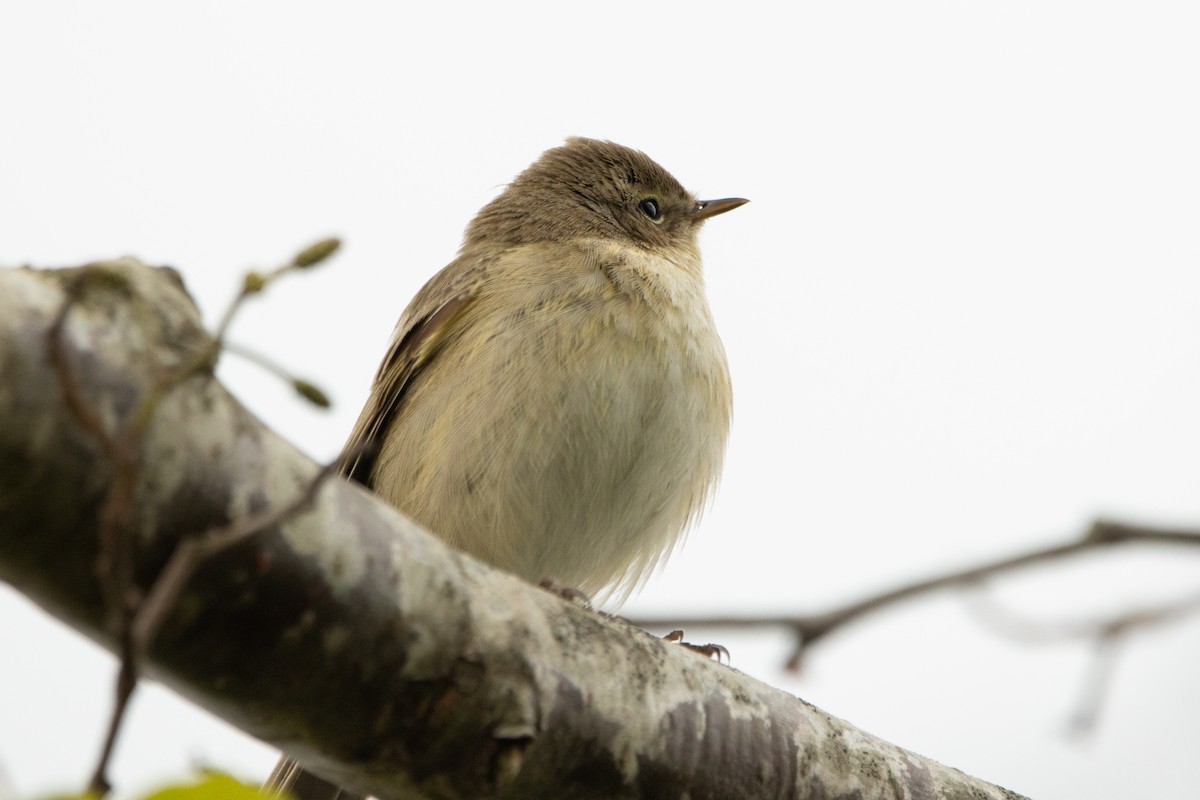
[139,773,277,800]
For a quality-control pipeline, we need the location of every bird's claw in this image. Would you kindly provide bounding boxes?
[664,629,730,663]
[537,577,593,608]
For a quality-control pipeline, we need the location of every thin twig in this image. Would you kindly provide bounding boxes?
[47,268,147,794]
[223,340,332,408]
[624,520,1200,670]
[963,587,1200,735]
[1067,632,1121,736]
[965,587,1200,644]
[88,455,347,794]
[211,237,341,347]
[46,241,342,796]
[130,453,353,656]
[88,634,138,795]
[48,269,142,641]
[47,269,119,455]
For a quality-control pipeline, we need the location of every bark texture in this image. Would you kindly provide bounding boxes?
[0,260,1027,800]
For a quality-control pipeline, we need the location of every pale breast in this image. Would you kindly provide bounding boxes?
[373,242,731,600]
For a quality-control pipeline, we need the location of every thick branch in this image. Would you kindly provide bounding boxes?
[0,260,1025,800]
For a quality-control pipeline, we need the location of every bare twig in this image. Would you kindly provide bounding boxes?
[624,520,1200,670]
[965,587,1200,644]
[964,587,1200,734]
[1069,633,1121,735]
[49,269,143,629]
[88,630,139,796]
[129,452,355,656]
[223,340,332,408]
[48,267,148,794]
[47,269,120,454]
[211,237,341,346]
[45,241,341,796]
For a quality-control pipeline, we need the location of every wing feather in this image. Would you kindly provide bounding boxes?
[339,254,486,485]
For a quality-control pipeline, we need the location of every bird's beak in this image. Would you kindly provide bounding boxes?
[692,197,749,221]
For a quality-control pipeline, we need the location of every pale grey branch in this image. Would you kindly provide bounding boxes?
[0,260,1025,800]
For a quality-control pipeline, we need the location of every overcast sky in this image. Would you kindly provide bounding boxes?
[3,3,1199,799]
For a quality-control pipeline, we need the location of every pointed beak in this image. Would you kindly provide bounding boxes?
[692,197,749,222]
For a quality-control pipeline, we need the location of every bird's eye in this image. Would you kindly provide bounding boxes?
[638,198,661,220]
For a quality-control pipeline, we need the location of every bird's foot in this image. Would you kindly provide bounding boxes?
[663,629,729,663]
[537,577,593,608]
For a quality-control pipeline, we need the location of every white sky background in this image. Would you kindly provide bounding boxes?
[2,2,1199,798]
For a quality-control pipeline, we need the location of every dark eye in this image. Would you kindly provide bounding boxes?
[638,198,661,220]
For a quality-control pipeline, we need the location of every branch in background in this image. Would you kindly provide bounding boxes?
[964,587,1200,734]
[624,521,1200,670]
[0,258,1025,800]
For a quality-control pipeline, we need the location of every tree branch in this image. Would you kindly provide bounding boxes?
[964,587,1200,735]
[626,522,1200,670]
[0,259,1025,800]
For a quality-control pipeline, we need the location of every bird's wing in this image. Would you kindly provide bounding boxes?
[338,253,485,485]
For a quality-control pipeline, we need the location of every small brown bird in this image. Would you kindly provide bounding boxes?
[268,138,745,799]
